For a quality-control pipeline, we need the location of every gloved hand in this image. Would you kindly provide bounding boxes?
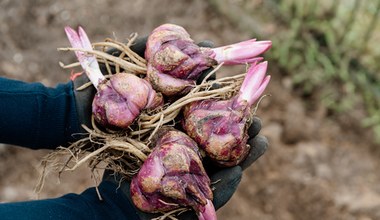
[102,117,268,219]
[71,37,269,219]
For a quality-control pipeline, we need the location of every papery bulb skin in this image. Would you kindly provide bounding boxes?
[183,96,251,167]
[130,128,216,219]
[64,26,163,129]
[92,73,163,129]
[183,62,270,166]
[145,23,271,97]
[145,24,216,96]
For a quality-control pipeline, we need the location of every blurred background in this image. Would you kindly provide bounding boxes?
[0,0,379,219]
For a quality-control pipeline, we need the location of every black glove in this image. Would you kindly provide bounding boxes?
[102,116,268,219]
[72,37,269,219]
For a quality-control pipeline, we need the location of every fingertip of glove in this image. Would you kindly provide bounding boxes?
[130,36,148,58]
[210,166,242,209]
[252,135,269,152]
[248,117,262,137]
[241,135,268,170]
[197,40,214,48]
[210,166,242,182]
[196,68,216,85]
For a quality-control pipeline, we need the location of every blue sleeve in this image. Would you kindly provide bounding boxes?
[0,181,140,220]
[0,77,82,150]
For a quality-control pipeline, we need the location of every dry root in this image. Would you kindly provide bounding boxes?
[36,118,150,195]
[38,34,248,208]
[37,69,244,191]
[135,71,245,136]
[152,208,191,220]
[58,33,146,75]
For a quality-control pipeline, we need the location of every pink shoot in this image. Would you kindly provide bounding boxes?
[198,200,217,220]
[64,26,105,88]
[64,26,163,129]
[238,61,271,105]
[182,62,270,166]
[211,39,272,65]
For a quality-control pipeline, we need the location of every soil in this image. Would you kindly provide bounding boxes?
[0,0,379,219]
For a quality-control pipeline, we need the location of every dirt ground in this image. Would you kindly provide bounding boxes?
[0,0,379,219]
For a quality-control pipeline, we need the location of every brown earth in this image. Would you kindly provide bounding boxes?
[0,0,379,219]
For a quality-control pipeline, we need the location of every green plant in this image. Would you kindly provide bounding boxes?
[209,0,380,142]
[269,0,380,141]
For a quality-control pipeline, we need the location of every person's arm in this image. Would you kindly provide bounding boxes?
[0,181,139,220]
[0,77,81,150]
[0,35,268,220]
